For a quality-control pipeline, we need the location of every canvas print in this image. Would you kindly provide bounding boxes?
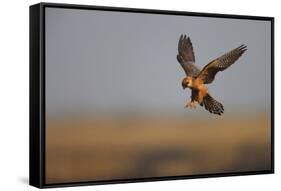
[43,6,272,184]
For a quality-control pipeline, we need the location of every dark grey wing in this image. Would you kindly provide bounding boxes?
[197,45,247,84]
[177,34,200,77]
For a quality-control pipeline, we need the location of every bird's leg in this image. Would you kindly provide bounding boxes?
[191,101,197,108]
[185,101,192,108]
[185,100,197,109]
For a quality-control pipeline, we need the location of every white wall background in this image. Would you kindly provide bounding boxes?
[0,0,279,190]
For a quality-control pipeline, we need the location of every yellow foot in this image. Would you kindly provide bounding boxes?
[185,101,197,109]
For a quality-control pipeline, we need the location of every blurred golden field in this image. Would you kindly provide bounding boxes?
[46,113,271,184]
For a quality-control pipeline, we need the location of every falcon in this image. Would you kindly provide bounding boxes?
[177,34,247,115]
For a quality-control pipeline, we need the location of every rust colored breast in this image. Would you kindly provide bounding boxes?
[193,79,208,102]
[193,78,204,90]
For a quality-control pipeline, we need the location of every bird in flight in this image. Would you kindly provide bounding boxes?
[177,34,247,115]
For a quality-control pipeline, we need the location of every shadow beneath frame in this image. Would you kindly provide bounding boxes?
[18,176,29,185]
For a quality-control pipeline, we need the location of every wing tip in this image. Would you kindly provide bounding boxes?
[238,44,247,53]
[179,34,187,40]
[179,34,184,40]
[179,33,190,41]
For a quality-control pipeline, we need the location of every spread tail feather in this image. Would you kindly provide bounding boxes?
[203,94,224,115]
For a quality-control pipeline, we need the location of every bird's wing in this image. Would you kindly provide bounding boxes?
[203,93,224,115]
[177,34,200,77]
[196,45,247,84]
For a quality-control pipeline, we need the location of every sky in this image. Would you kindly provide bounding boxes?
[45,7,272,118]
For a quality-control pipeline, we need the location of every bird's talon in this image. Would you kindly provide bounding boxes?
[185,101,197,109]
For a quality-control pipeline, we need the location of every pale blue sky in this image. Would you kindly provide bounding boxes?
[45,7,272,118]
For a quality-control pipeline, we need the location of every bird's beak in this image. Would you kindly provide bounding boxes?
[182,86,186,90]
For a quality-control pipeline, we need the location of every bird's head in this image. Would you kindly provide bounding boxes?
[182,76,193,89]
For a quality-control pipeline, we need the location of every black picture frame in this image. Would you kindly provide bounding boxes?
[29,2,274,188]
